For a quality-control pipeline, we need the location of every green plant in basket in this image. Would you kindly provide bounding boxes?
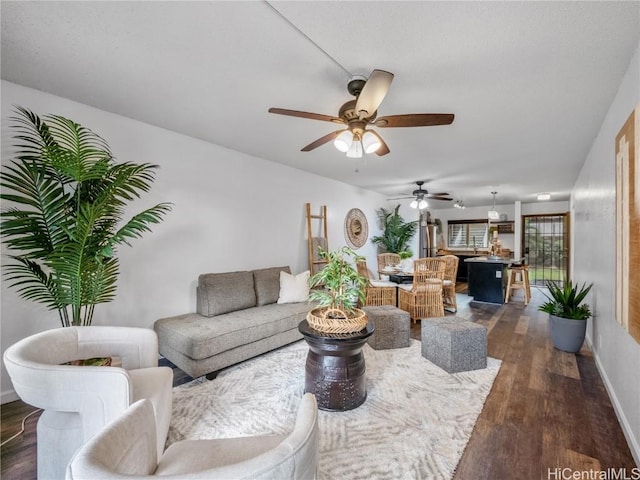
[308,246,368,314]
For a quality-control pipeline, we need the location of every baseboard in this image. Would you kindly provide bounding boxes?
[587,338,640,466]
[1,389,19,405]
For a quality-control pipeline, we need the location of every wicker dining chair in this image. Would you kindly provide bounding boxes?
[377,253,401,279]
[357,259,397,307]
[398,258,445,322]
[441,255,460,312]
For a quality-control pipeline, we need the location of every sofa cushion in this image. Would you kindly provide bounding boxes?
[155,303,311,361]
[252,266,290,306]
[277,270,310,304]
[197,271,256,317]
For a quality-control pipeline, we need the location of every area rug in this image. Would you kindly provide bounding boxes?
[168,339,501,480]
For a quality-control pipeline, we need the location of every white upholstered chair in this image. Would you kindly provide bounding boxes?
[66,394,319,479]
[3,326,173,480]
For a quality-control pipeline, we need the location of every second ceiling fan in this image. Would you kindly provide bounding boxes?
[268,69,455,157]
[389,181,453,209]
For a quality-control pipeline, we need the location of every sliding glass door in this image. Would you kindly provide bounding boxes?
[523,214,569,286]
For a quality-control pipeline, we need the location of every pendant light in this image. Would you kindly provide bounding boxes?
[488,191,499,220]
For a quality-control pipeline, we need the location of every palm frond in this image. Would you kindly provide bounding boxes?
[1,160,71,256]
[108,203,173,248]
[2,256,62,311]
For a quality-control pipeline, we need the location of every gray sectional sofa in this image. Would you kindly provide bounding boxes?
[154,266,310,379]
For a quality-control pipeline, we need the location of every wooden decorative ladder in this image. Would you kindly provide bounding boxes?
[306,203,328,275]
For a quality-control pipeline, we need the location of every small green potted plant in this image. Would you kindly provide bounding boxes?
[307,246,369,334]
[539,280,593,353]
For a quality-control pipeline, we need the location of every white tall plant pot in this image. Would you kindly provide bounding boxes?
[549,314,588,353]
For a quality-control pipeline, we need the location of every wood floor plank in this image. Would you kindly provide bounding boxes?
[514,314,530,335]
[477,360,518,425]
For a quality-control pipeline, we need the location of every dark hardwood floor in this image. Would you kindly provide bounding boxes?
[1,284,636,479]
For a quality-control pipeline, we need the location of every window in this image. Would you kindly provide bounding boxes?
[447,220,489,248]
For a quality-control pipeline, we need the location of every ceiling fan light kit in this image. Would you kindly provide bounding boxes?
[410,198,428,209]
[269,69,454,158]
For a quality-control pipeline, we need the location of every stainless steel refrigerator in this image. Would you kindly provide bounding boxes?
[419,211,438,257]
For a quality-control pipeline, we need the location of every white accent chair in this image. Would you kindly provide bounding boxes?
[66,394,319,479]
[3,326,173,480]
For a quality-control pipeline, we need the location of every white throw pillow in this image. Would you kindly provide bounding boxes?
[277,270,310,304]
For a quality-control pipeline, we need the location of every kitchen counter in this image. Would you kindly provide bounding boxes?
[464,257,511,304]
[464,256,512,264]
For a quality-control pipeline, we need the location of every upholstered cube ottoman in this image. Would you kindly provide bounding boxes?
[421,317,487,373]
[362,305,410,350]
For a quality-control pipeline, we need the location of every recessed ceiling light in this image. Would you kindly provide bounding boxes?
[537,193,551,201]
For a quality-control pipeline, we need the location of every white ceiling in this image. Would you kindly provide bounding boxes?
[2,1,639,208]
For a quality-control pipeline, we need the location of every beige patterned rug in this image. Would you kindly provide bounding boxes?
[168,339,501,480]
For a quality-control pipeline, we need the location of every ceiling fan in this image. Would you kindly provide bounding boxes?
[388,181,453,209]
[268,69,454,157]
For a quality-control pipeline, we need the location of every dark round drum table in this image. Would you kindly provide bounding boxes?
[298,320,375,412]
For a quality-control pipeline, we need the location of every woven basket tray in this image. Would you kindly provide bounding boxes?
[306,307,368,334]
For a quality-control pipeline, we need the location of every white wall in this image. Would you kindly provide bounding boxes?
[572,43,640,464]
[0,81,387,402]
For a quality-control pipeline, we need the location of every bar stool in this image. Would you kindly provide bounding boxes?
[505,263,531,305]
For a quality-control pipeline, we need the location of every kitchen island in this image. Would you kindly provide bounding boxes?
[464,256,512,304]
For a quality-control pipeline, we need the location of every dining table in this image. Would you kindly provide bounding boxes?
[387,272,414,284]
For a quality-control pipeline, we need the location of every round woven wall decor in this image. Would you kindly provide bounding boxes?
[344,208,368,249]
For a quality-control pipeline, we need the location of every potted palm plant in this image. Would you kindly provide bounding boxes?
[307,246,369,334]
[539,280,593,353]
[371,205,417,260]
[0,107,171,327]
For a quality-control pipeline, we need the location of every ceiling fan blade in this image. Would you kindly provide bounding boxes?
[374,113,455,128]
[301,130,344,152]
[428,196,453,201]
[268,108,345,124]
[369,130,390,156]
[355,69,394,119]
[387,196,415,200]
[426,192,450,197]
